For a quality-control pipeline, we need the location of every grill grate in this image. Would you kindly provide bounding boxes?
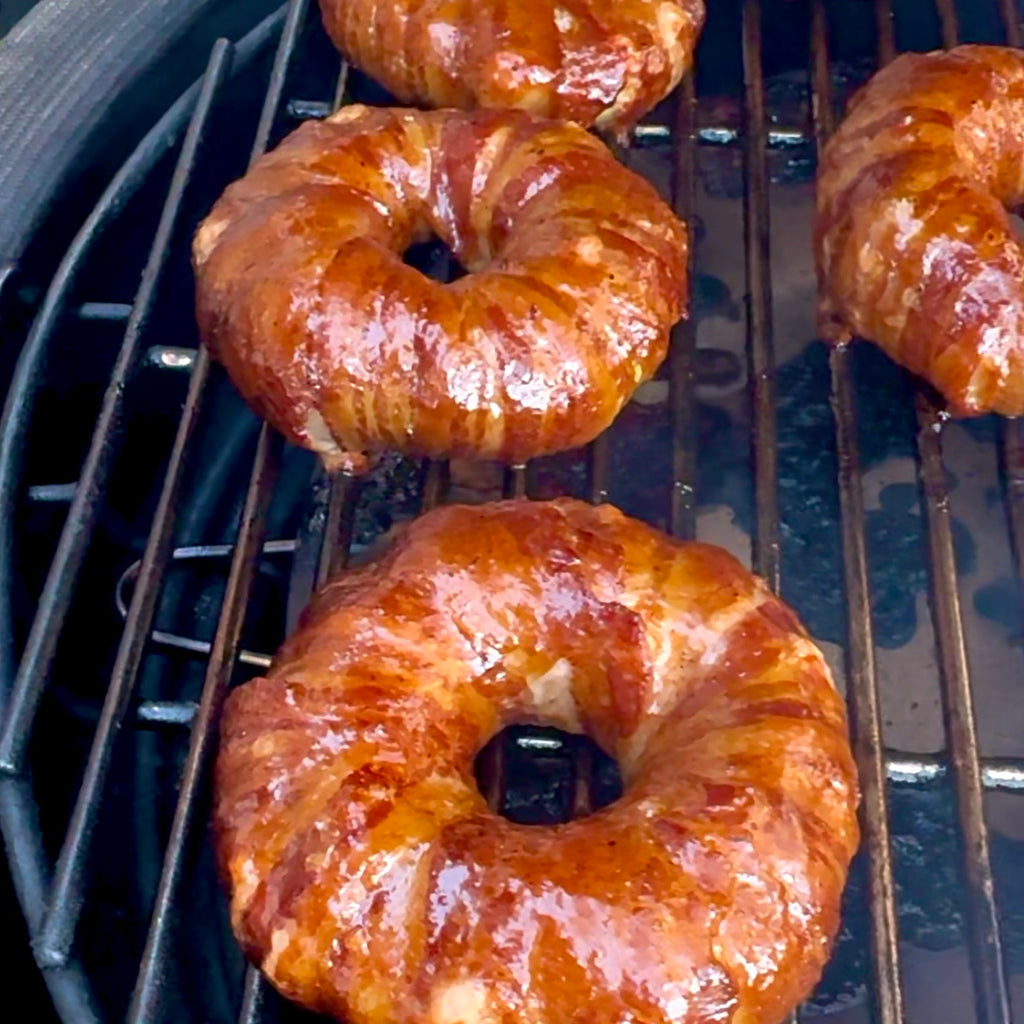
[2,1,1024,1022]
[816,5,1012,1022]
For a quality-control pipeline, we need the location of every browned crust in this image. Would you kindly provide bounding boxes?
[317,0,706,134]
[815,44,1024,416]
[214,498,860,1024]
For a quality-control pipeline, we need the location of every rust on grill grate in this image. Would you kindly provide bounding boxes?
[119,11,304,983]
[2,1,1024,1023]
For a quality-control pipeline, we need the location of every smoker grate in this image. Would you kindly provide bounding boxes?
[2,1,1024,1022]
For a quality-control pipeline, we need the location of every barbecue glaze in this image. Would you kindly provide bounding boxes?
[214,498,860,1024]
[317,0,706,134]
[815,44,1024,416]
[193,106,687,472]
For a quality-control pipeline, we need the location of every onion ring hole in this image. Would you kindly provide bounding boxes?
[473,725,623,824]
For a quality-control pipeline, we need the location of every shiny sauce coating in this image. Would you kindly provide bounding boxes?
[193,107,688,471]
[815,45,1024,416]
[317,0,705,134]
[214,499,860,1024]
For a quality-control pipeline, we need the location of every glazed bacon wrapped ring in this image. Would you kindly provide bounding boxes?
[317,0,707,134]
[193,106,687,472]
[816,45,1024,416]
[214,498,860,1024]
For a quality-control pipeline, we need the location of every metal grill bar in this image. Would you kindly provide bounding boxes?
[0,42,241,775]
[136,700,200,727]
[875,0,897,66]
[76,302,133,321]
[27,482,78,502]
[124,3,312,1018]
[910,1,1012,1016]
[1001,0,1023,46]
[286,98,813,152]
[320,472,361,577]
[809,5,905,1022]
[588,432,609,505]
[570,737,593,818]
[505,464,529,499]
[741,12,789,1016]
[916,396,1012,1024]
[284,470,360,629]
[127,425,283,1024]
[741,0,780,592]
[935,0,960,49]
[122,631,272,669]
[423,458,449,510]
[0,264,104,1024]
[0,780,103,1024]
[0,75,216,771]
[668,74,698,541]
[237,965,270,1024]
[31,39,236,969]
[1000,0,1024,604]
[482,735,507,812]
[0,261,16,301]
[584,137,643,510]
[888,754,1024,791]
[285,469,335,628]
[1006,420,1024,596]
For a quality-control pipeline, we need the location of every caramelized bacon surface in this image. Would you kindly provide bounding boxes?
[215,498,860,1024]
[318,0,706,133]
[194,107,687,470]
[816,45,1024,416]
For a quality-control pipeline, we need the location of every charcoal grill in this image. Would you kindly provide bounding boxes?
[1,0,1024,1022]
